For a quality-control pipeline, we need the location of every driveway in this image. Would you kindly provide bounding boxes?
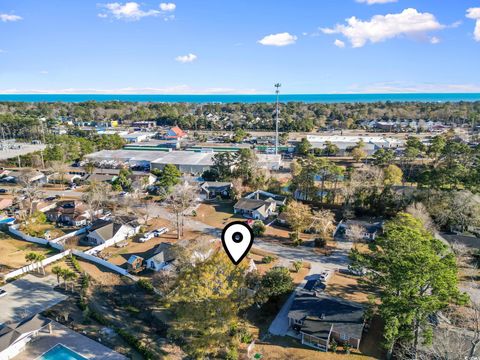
[0,274,67,325]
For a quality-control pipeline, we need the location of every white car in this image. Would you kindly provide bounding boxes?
[319,270,333,281]
[153,227,169,237]
[138,232,155,243]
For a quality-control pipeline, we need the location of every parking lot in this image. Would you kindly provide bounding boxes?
[0,274,67,325]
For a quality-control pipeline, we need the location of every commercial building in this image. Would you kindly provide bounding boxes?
[305,135,403,156]
[150,151,215,174]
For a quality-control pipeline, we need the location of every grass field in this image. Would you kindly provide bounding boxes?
[0,232,57,273]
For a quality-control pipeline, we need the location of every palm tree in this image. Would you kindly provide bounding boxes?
[25,252,37,273]
[36,254,46,275]
[52,266,63,284]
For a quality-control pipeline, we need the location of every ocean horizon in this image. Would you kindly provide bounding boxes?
[1,93,480,104]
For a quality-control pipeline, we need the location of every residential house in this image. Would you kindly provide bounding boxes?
[288,292,364,352]
[46,201,100,227]
[244,190,287,207]
[334,219,383,241]
[0,198,13,211]
[120,132,155,143]
[146,243,176,271]
[233,198,276,221]
[47,173,81,185]
[0,315,52,360]
[1,170,46,185]
[165,126,187,140]
[199,182,232,200]
[85,217,140,246]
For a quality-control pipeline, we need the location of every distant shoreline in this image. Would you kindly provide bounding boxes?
[1,93,480,104]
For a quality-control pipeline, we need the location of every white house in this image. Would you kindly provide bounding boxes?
[85,218,140,246]
[146,243,176,271]
[0,315,52,360]
[233,198,276,221]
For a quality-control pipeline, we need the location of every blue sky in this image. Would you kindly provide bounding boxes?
[0,0,479,94]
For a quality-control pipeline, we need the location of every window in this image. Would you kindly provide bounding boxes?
[340,333,349,341]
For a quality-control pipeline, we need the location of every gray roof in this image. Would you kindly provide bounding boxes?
[234,198,270,211]
[0,315,51,352]
[288,292,364,340]
[148,243,176,264]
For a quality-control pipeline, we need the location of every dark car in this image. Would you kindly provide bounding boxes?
[0,189,8,194]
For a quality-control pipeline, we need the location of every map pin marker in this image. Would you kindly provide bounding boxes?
[221,221,254,265]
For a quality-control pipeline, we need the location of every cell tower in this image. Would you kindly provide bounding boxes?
[274,83,281,155]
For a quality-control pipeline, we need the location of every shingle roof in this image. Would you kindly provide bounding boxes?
[148,243,176,264]
[0,315,51,352]
[234,198,270,211]
[288,292,364,340]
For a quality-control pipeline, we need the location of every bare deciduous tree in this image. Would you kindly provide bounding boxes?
[165,182,199,239]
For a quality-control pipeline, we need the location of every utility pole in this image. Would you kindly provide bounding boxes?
[274,83,281,155]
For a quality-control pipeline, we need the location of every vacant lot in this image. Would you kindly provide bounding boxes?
[0,232,57,273]
[196,201,243,229]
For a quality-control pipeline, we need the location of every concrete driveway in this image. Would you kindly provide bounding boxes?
[0,274,67,325]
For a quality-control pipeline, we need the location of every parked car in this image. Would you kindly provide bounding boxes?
[138,232,155,243]
[0,289,7,298]
[347,265,367,276]
[0,189,8,194]
[319,270,332,281]
[44,196,57,201]
[153,227,169,237]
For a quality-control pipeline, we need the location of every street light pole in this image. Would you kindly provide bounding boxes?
[274,83,281,155]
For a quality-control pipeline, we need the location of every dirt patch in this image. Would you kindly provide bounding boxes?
[253,336,378,360]
[325,272,376,304]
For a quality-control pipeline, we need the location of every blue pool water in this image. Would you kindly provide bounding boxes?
[39,344,87,360]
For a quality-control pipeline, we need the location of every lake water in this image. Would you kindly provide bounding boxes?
[1,93,480,103]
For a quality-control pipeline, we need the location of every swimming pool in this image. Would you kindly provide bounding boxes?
[38,344,87,360]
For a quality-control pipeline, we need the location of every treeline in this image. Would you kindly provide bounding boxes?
[1,100,479,132]
[0,133,124,166]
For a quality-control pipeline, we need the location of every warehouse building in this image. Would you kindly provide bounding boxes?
[150,151,215,174]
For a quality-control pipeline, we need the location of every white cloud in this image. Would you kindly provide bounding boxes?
[0,13,22,22]
[160,3,176,12]
[99,2,161,21]
[430,36,440,44]
[258,32,297,46]
[356,0,397,4]
[346,81,480,93]
[40,70,49,75]
[466,8,480,41]
[0,86,261,95]
[175,53,197,63]
[321,8,445,47]
[334,39,346,48]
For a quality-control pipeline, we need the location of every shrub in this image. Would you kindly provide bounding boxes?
[137,278,155,294]
[292,260,303,273]
[70,255,82,272]
[314,237,327,248]
[225,347,239,360]
[252,221,266,237]
[262,255,275,264]
[238,327,253,344]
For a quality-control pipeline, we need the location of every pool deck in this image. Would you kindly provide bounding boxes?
[0,274,68,326]
[13,321,127,360]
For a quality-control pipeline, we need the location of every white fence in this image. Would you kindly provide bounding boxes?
[5,224,138,281]
[50,227,87,244]
[8,225,49,245]
[2,250,72,281]
[72,250,137,281]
